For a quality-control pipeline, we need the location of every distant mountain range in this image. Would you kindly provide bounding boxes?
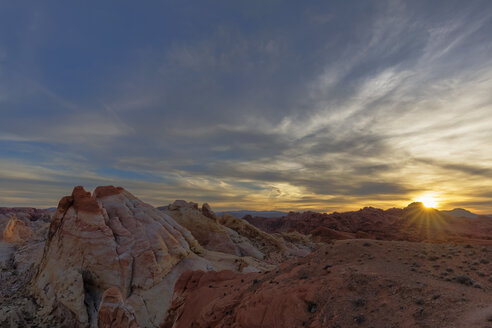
[441,208,492,219]
[216,207,492,219]
[216,210,288,218]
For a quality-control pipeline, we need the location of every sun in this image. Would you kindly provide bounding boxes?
[414,194,439,208]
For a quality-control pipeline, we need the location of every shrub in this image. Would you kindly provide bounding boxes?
[454,275,474,286]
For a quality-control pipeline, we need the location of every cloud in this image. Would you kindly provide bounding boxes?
[0,1,492,212]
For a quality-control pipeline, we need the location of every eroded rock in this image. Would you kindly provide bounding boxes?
[33,186,205,327]
[2,217,33,244]
[97,287,139,328]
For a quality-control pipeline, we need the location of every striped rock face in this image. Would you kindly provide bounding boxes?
[33,186,203,328]
[97,287,139,328]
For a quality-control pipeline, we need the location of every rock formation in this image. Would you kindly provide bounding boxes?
[0,207,54,222]
[33,186,214,327]
[3,187,492,328]
[97,287,139,328]
[2,216,34,244]
[244,204,492,245]
[218,214,313,260]
[32,186,271,328]
[162,200,239,255]
[163,203,315,263]
[0,207,52,243]
[163,239,492,328]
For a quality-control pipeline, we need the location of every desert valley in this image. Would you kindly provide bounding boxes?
[1,186,492,327]
[2,1,492,327]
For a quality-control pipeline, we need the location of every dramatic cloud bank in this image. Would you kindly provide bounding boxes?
[1,1,491,213]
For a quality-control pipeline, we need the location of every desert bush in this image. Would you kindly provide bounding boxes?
[454,275,474,286]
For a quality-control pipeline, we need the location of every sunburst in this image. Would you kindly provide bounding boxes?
[414,194,439,208]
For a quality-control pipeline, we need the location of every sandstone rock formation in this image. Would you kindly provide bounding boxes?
[32,186,268,328]
[163,202,315,263]
[0,207,54,222]
[218,214,313,260]
[4,188,492,328]
[163,239,492,328]
[33,186,214,327]
[0,207,52,244]
[97,287,139,328]
[163,200,239,255]
[244,204,492,245]
[2,216,33,244]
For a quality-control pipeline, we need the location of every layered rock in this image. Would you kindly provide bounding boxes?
[163,202,314,263]
[33,186,212,327]
[97,287,139,328]
[32,186,274,327]
[163,200,239,255]
[219,214,310,261]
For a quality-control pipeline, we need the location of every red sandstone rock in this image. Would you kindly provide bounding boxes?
[97,287,139,328]
[244,204,492,245]
[34,186,205,327]
[163,239,492,328]
[33,186,269,328]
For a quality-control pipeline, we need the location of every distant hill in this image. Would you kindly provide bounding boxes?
[441,208,491,219]
[216,210,287,218]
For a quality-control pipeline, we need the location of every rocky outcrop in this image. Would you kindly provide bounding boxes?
[163,239,492,328]
[162,200,239,255]
[32,186,270,328]
[2,217,33,244]
[244,204,492,245]
[33,186,212,327]
[97,287,139,328]
[218,214,287,261]
[200,203,218,221]
[161,254,332,328]
[0,207,52,244]
[0,207,54,222]
[163,202,315,263]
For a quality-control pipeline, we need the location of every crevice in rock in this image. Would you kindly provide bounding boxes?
[129,255,135,295]
[82,270,102,328]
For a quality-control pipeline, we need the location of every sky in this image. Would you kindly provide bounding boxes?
[0,1,492,213]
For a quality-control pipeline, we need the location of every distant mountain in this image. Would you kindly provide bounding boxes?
[441,208,492,219]
[216,210,287,218]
